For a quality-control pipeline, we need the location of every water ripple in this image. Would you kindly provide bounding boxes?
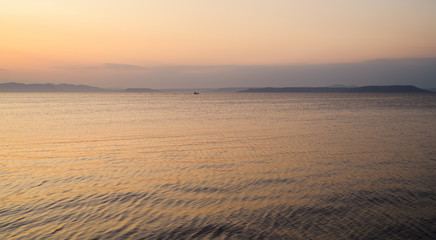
[1,93,435,239]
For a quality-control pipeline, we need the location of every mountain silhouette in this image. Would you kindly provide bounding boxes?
[0,82,106,92]
[240,85,431,93]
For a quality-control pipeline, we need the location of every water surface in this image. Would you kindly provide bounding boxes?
[1,93,435,239]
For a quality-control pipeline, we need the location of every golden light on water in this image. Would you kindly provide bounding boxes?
[1,93,435,238]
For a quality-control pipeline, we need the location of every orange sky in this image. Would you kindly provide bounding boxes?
[1,1,436,87]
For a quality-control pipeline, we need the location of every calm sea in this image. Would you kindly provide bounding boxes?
[1,92,435,239]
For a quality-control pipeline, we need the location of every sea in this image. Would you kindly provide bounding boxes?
[1,92,435,239]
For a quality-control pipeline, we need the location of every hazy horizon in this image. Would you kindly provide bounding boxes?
[1,1,436,89]
[1,57,436,89]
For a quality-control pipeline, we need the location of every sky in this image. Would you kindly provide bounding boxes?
[1,0,436,88]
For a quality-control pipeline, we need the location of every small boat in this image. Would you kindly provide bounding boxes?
[193,91,199,95]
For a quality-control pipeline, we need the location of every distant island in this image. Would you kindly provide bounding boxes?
[240,85,432,93]
[0,82,434,93]
[0,82,106,92]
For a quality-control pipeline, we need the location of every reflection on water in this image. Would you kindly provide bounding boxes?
[1,93,435,239]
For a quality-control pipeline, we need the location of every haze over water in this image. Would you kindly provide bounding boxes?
[1,92,435,239]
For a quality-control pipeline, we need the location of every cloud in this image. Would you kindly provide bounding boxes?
[102,63,147,70]
[130,58,436,89]
[50,65,99,70]
[46,58,436,89]
[149,65,234,74]
[51,63,236,73]
[51,63,148,71]
[0,68,6,71]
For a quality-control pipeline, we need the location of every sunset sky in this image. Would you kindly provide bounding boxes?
[1,0,436,88]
